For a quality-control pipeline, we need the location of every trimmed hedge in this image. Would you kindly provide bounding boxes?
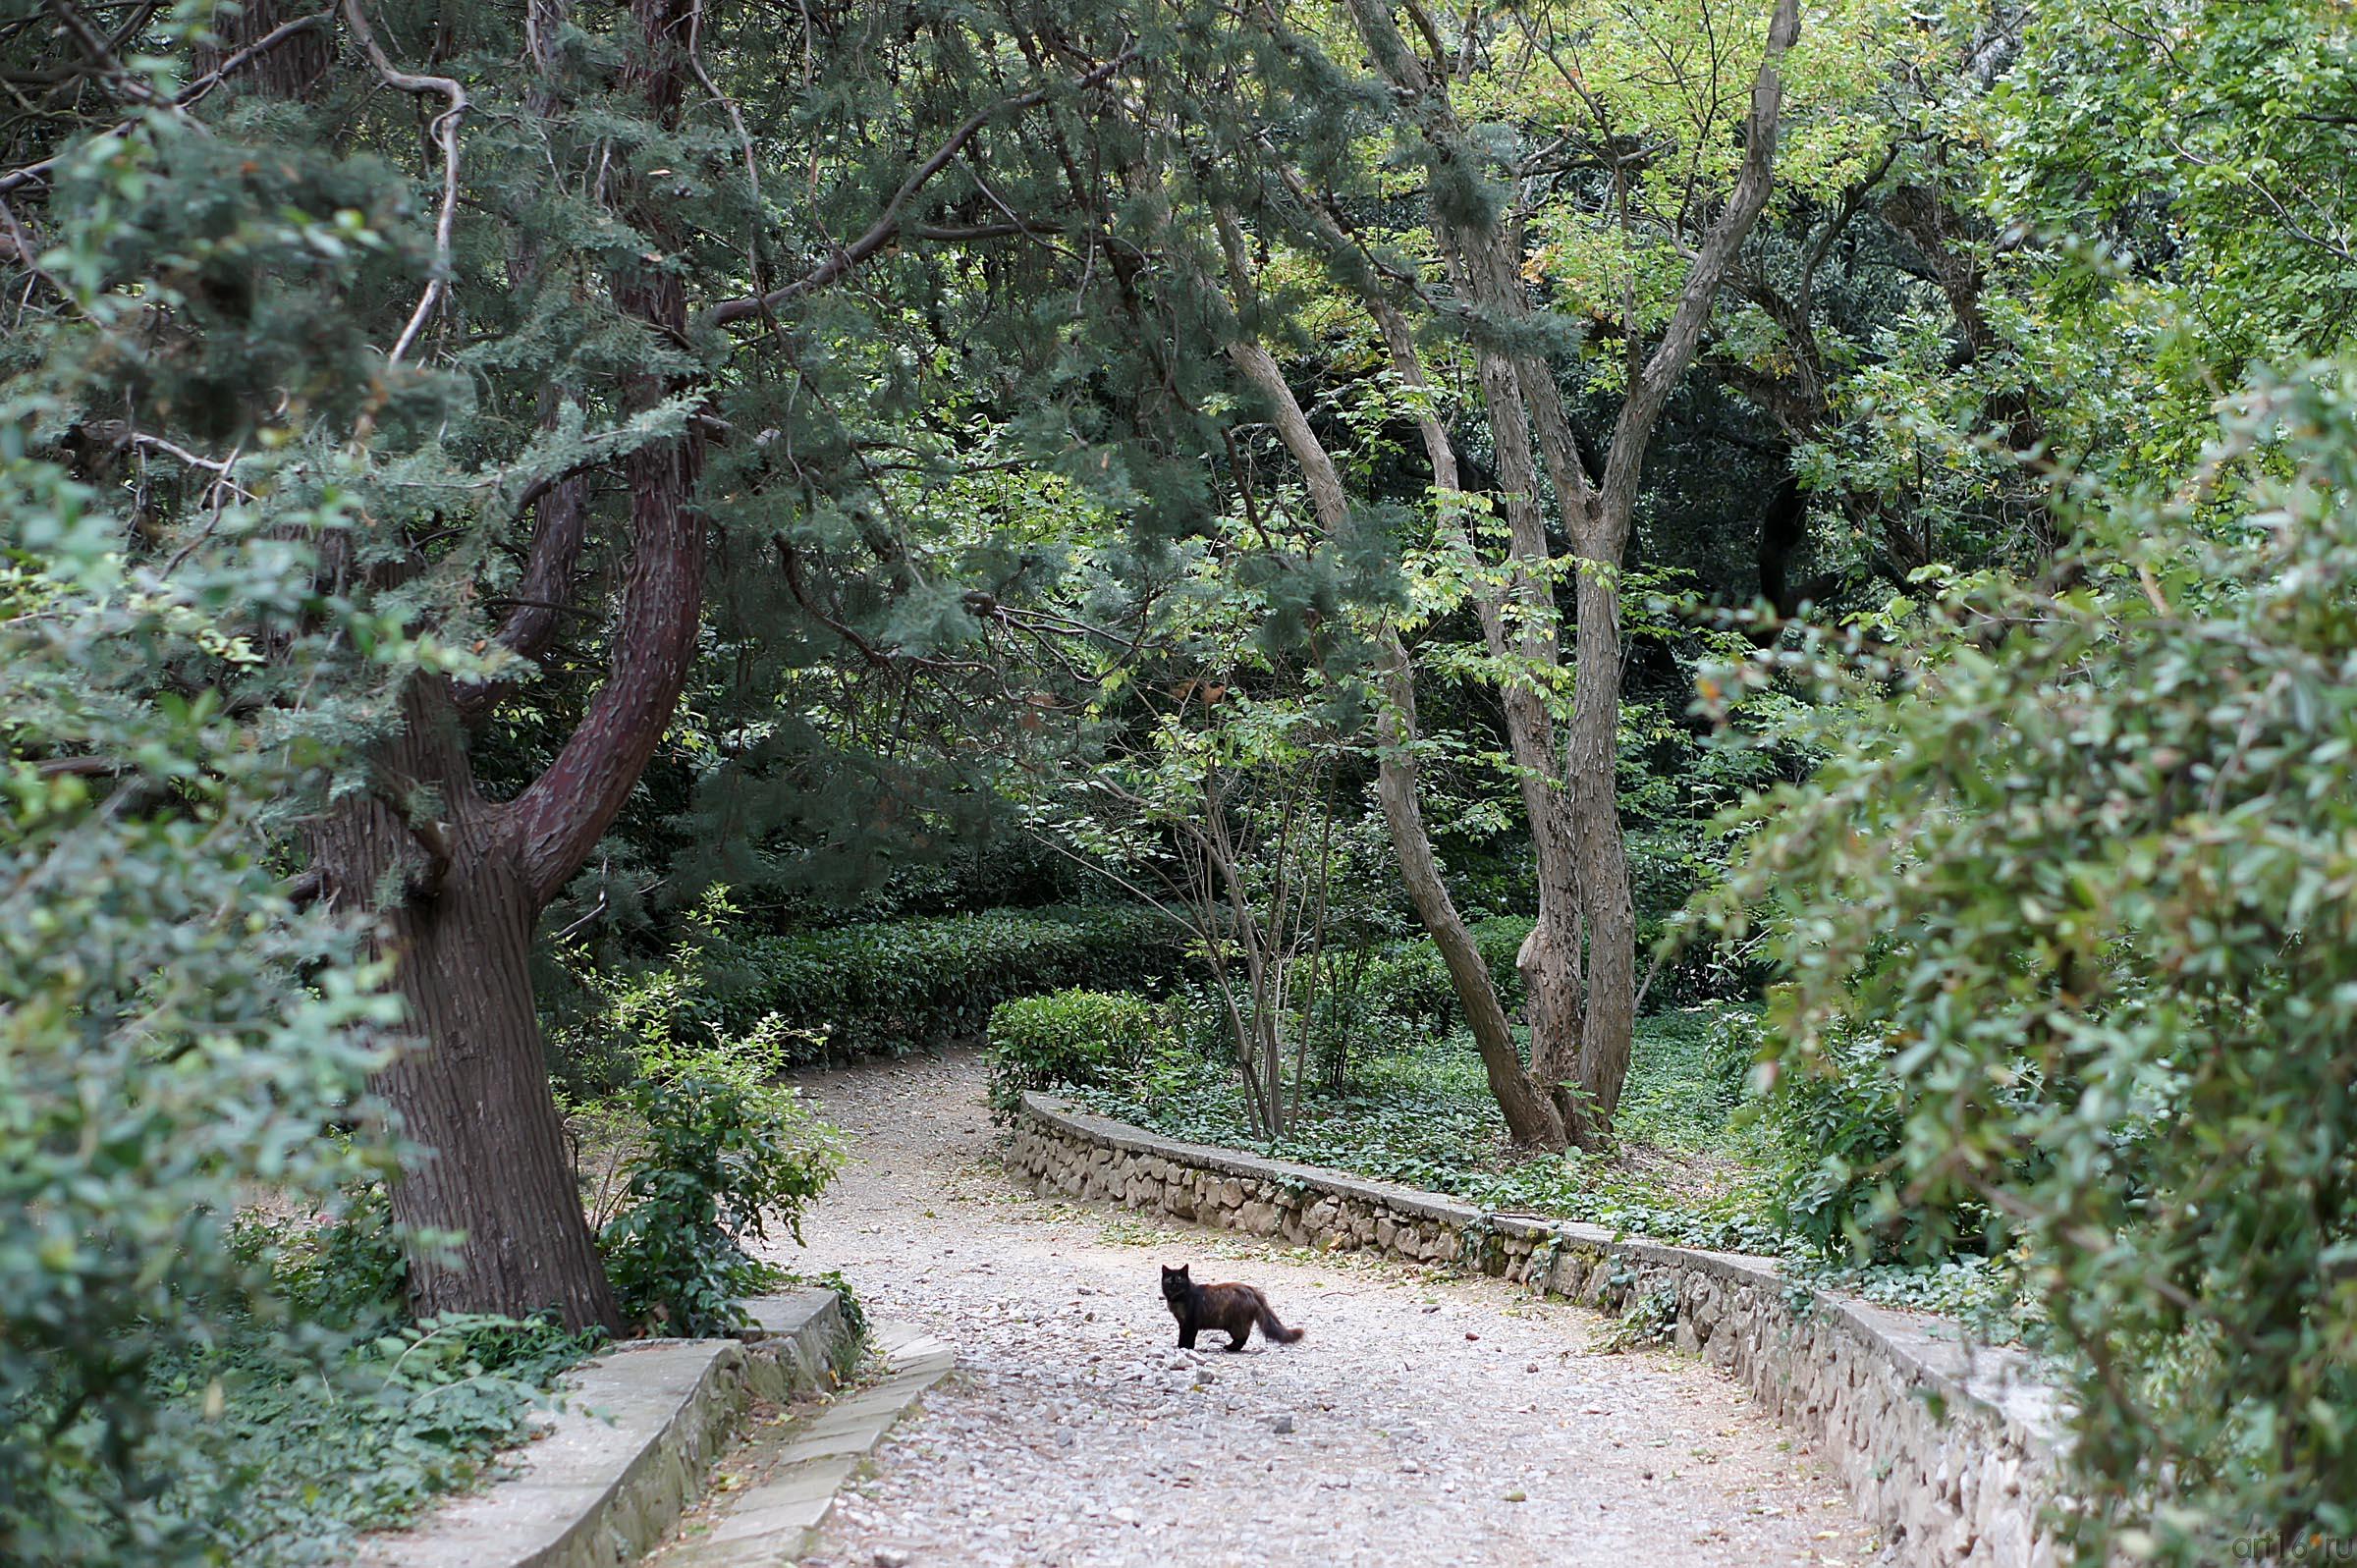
[985,990,1163,1112]
[1360,915,1535,1033]
[723,904,1188,1059]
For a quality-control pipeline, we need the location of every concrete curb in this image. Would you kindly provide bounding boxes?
[660,1321,957,1567]
[1010,1091,2069,1568]
[355,1288,860,1568]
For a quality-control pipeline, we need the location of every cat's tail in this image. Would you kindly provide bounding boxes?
[1259,1303,1305,1344]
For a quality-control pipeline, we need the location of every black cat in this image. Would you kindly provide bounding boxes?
[1160,1264,1305,1352]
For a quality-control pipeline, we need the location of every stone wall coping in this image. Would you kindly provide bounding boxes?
[1021,1091,2064,1459]
[737,1286,841,1348]
[356,1287,858,1568]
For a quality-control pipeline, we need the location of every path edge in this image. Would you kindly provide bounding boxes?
[354,1287,862,1568]
[1010,1090,2067,1568]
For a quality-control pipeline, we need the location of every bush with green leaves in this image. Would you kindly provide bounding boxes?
[0,445,414,1563]
[553,903,1189,1085]
[1706,367,2357,1561]
[596,1051,845,1338]
[138,1284,590,1567]
[1356,916,1534,1037]
[985,989,1165,1112]
[1061,1013,1792,1256]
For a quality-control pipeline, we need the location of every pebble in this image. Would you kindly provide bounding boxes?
[1270,1414,1294,1434]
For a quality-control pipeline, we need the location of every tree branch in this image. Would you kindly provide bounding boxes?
[342,0,466,364]
[0,12,331,194]
[698,48,1132,331]
[499,0,706,908]
[1595,0,1800,550]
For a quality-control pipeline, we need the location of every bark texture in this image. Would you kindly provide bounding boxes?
[309,681,626,1330]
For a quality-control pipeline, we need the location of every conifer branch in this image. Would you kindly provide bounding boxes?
[501,0,707,911]
[701,47,1134,330]
[0,11,329,194]
[341,0,466,365]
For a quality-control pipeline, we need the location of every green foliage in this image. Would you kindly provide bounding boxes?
[1066,1013,1790,1254]
[547,899,1187,1092]
[0,437,414,1561]
[986,989,1166,1114]
[1985,0,2357,474]
[253,1184,411,1334]
[139,1304,590,1568]
[1356,916,1533,1035]
[733,905,1186,1062]
[1707,369,2357,1559]
[1358,942,1458,1034]
[596,1050,844,1338]
[1597,1279,1681,1354]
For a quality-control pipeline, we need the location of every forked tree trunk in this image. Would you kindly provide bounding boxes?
[301,0,703,1332]
[1325,0,1799,1149]
[309,680,626,1331]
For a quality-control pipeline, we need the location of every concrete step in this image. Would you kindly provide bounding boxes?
[660,1322,954,1567]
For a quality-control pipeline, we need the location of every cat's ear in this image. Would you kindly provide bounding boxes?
[1178,1264,1190,1276]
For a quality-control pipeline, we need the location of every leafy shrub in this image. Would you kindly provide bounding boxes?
[1359,943,1454,1032]
[1470,915,1534,1003]
[1748,1014,2000,1264]
[1063,1019,1790,1255]
[1,459,407,1565]
[142,1308,591,1567]
[740,905,1188,1057]
[1706,370,2357,1560]
[596,1059,843,1337]
[553,903,1190,1084]
[985,989,1163,1112]
[240,1183,411,1333]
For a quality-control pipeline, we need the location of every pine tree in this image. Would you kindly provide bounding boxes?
[0,0,1229,1324]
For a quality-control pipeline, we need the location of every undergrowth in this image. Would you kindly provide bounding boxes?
[137,1198,602,1567]
[1061,1005,2038,1338]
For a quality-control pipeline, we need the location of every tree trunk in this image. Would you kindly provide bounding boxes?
[1326,0,1799,1150]
[1562,564,1638,1143]
[1373,636,1569,1148]
[1220,309,1571,1150]
[193,0,334,99]
[310,678,625,1332]
[1452,292,1589,1117]
[371,848,621,1328]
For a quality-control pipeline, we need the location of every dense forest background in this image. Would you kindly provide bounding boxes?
[4,0,2353,1561]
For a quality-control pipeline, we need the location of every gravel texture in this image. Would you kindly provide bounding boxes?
[766,1051,1885,1568]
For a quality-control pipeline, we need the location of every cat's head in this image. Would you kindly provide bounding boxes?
[1160,1264,1190,1301]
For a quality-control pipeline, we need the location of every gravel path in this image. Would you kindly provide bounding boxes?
[764,1051,1883,1568]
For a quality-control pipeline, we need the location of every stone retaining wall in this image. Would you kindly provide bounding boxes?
[1009,1092,2068,1568]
